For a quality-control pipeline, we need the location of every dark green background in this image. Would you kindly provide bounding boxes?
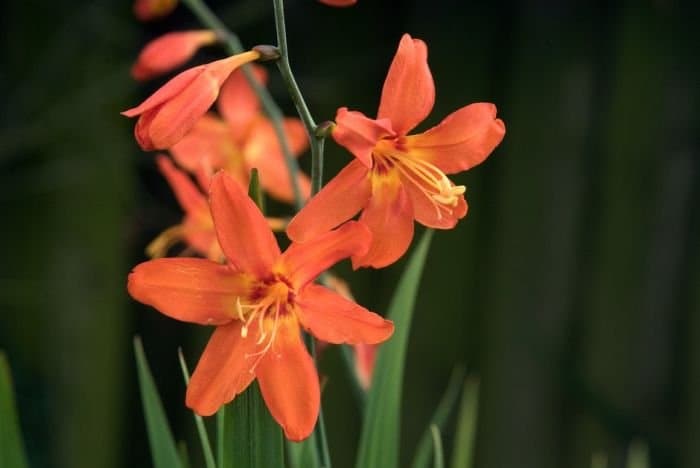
[1,1,698,467]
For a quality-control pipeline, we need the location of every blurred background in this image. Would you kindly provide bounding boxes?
[1,0,698,467]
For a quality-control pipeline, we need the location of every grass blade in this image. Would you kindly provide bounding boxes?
[0,352,29,468]
[430,425,445,468]
[410,367,465,468]
[286,432,321,468]
[218,382,284,468]
[450,377,480,468]
[177,350,217,468]
[355,229,434,468]
[133,337,184,468]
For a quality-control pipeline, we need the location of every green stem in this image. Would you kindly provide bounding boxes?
[181,0,304,210]
[271,1,330,465]
[272,0,326,197]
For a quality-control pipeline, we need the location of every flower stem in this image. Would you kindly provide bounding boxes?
[272,0,326,196]
[272,4,330,465]
[181,0,304,210]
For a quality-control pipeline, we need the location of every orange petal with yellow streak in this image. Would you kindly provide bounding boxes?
[333,108,394,168]
[186,321,259,416]
[296,283,393,344]
[256,318,319,441]
[352,174,414,269]
[404,103,505,174]
[377,34,434,135]
[127,258,245,325]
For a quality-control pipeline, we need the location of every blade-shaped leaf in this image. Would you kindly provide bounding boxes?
[0,352,29,468]
[626,441,649,468]
[430,425,445,468]
[355,229,434,468]
[450,377,479,468]
[410,367,465,468]
[133,337,185,468]
[177,350,216,468]
[286,431,320,468]
[218,382,284,468]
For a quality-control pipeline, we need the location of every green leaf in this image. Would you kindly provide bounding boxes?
[177,350,217,468]
[0,352,29,468]
[410,367,465,468]
[450,377,479,468]
[626,441,649,468]
[248,168,265,212]
[133,337,184,468]
[590,453,608,468]
[217,382,284,468]
[286,432,320,468]
[355,229,434,468]
[430,425,445,468]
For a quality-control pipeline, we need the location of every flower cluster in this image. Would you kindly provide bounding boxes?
[124,6,504,441]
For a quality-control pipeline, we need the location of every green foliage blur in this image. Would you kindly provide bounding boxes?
[1,1,698,467]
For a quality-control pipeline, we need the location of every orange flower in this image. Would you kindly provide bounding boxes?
[147,155,223,261]
[122,50,260,151]
[133,0,177,21]
[128,172,394,440]
[318,0,357,6]
[170,66,311,204]
[287,34,505,268]
[131,30,218,81]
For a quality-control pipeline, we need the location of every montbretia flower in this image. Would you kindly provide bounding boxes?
[133,0,178,21]
[128,171,393,440]
[131,30,218,81]
[122,50,260,151]
[170,66,311,204]
[148,155,289,260]
[147,155,223,261]
[287,34,505,268]
[318,0,357,6]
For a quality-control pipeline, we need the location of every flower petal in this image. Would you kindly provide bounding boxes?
[352,174,414,268]
[286,159,371,242]
[156,154,209,216]
[145,69,221,149]
[210,171,281,275]
[131,30,218,81]
[296,283,393,344]
[377,34,434,135]
[400,172,468,229]
[256,318,319,441]
[218,65,268,141]
[186,321,259,416]
[281,221,371,288]
[127,258,247,325]
[169,114,231,173]
[404,103,506,174]
[122,65,205,117]
[333,108,395,167]
[245,117,311,203]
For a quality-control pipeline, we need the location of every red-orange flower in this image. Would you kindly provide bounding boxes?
[318,0,357,6]
[122,50,260,151]
[287,34,505,268]
[133,0,178,21]
[147,155,223,261]
[128,172,393,440]
[170,66,311,203]
[131,30,218,81]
